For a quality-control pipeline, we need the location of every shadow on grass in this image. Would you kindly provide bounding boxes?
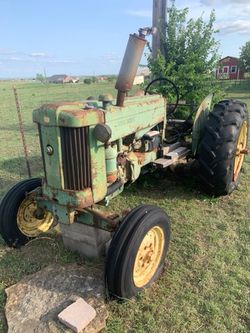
[0,155,43,176]
[0,156,214,204]
[0,123,37,133]
[0,156,43,199]
[0,177,19,195]
[120,166,213,203]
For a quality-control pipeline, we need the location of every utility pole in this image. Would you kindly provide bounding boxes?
[152,0,167,59]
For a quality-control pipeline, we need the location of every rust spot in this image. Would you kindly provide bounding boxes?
[78,195,94,209]
[62,109,85,117]
[86,207,120,230]
[90,156,107,202]
[42,186,94,210]
[121,209,131,217]
[107,173,117,184]
[127,151,137,160]
[134,152,145,164]
[59,108,104,126]
[117,153,127,166]
[132,90,144,97]
[68,188,94,209]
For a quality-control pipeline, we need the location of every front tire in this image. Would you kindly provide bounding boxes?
[106,205,171,299]
[198,100,248,196]
[0,178,54,247]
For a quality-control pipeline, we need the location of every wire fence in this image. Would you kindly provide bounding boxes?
[216,78,250,90]
[0,80,117,199]
[0,78,249,199]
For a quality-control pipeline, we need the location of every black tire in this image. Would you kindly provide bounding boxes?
[0,178,42,247]
[106,205,171,299]
[198,99,248,196]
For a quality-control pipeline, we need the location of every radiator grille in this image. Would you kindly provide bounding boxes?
[60,127,91,190]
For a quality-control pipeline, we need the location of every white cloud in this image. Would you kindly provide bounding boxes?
[238,4,250,16]
[0,49,20,56]
[126,10,152,18]
[9,56,23,61]
[177,0,250,31]
[101,53,121,64]
[30,52,47,57]
[47,59,75,64]
[218,20,250,35]
[1,53,75,65]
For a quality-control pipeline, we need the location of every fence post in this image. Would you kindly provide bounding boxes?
[13,86,31,178]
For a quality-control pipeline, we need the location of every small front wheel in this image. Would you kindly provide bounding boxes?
[0,178,54,247]
[105,205,171,299]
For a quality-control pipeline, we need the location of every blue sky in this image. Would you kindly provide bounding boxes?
[0,0,249,78]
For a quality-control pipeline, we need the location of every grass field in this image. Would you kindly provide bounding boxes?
[0,80,249,332]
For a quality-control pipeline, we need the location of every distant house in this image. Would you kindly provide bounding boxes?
[133,75,145,85]
[137,66,151,78]
[216,56,245,80]
[64,76,79,83]
[48,74,79,83]
[98,76,108,82]
[133,67,151,86]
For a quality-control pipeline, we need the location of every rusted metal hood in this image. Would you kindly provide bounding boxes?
[33,102,104,127]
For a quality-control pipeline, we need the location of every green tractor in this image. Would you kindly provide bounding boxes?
[0,28,248,299]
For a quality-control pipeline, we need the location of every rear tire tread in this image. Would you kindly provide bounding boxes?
[198,100,248,196]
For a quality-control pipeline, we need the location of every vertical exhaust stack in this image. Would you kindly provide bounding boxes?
[115,29,152,107]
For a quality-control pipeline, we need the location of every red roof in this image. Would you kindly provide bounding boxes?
[219,56,239,63]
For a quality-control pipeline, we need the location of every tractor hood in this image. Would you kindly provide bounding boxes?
[33,102,104,127]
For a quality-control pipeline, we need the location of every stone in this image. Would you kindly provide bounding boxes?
[58,298,96,333]
[60,222,111,258]
[5,264,108,333]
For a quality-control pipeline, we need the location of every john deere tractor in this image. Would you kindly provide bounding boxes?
[0,28,248,299]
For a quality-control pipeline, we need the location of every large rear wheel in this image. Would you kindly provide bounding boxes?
[0,178,54,247]
[105,205,171,299]
[198,100,248,196]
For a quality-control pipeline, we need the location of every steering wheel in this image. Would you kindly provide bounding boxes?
[144,77,180,116]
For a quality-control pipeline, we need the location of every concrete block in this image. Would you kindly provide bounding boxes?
[60,222,111,258]
[58,298,96,333]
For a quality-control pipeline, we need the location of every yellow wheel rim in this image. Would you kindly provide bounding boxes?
[17,196,54,237]
[133,226,165,288]
[233,121,248,181]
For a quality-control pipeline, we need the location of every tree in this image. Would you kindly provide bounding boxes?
[84,78,92,84]
[36,73,45,83]
[240,41,250,73]
[107,75,117,82]
[148,0,220,105]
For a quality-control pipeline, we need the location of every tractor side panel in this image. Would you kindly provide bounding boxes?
[105,95,166,141]
[40,125,64,189]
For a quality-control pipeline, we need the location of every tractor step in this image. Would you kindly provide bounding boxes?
[162,142,181,155]
[153,146,190,168]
